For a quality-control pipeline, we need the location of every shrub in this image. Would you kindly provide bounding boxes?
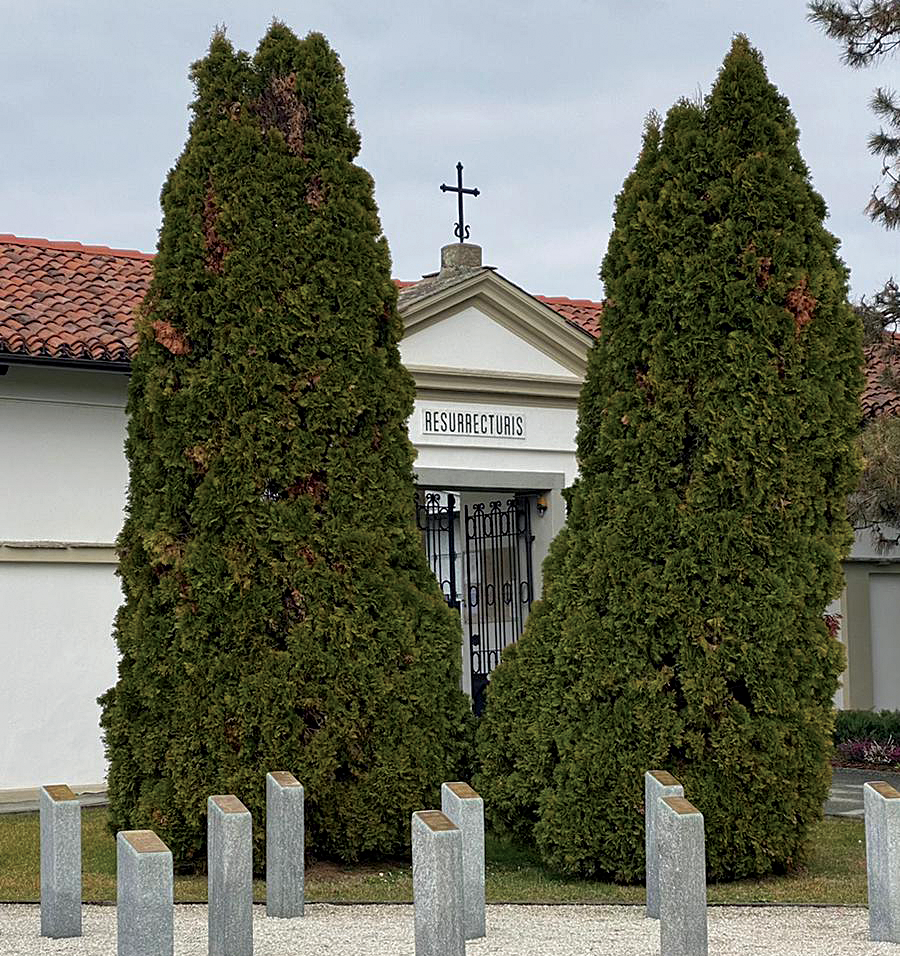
[835,710,900,744]
[475,37,862,882]
[99,24,472,867]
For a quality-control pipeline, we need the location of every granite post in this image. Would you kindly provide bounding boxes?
[40,784,82,939]
[658,795,707,956]
[412,810,465,956]
[265,771,304,918]
[441,781,485,939]
[864,780,900,942]
[644,770,684,919]
[117,830,173,956]
[208,795,253,956]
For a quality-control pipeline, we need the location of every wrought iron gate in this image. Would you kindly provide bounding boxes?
[416,492,535,716]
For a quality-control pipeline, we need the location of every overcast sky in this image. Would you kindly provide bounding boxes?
[3,0,899,302]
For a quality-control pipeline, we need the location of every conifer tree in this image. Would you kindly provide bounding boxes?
[476,37,863,881]
[99,23,472,865]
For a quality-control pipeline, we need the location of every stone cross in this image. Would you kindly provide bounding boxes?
[266,771,304,918]
[644,770,684,919]
[117,829,173,956]
[864,780,900,942]
[658,795,707,956]
[441,781,485,939]
[412,810,465,956]
[40,784,81,939]
[208,795,253,956]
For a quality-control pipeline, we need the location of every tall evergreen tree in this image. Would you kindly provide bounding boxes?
[100,23,472,865]
[476,37,863,881]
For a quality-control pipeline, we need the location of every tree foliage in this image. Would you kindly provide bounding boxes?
[475,36,863,882]
[99,23,472,867]
[809,1,900,227]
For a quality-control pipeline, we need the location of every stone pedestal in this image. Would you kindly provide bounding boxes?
[441,781,485,939]
[412,810,465,956]
[644,770,684,919]
[265,771,304,918]
[40,784,81,939]
[208,795,253,956]
[117,830,173,956]
[864,780,900,942]
[658,795,707,956]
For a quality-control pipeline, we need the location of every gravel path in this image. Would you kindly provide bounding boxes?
[1,903,893,955]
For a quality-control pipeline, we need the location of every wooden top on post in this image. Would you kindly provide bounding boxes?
[648,770,681,788]
[210,795,249,814]
[416,810,458,832]
[662,796,701,816]
[445,782,480,800]
[269,771,302,788]
[120,830,170,854]
[42,784,78,802]
[867,781,900,800]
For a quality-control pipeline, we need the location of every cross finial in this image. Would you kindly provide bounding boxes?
[440,162,479,243]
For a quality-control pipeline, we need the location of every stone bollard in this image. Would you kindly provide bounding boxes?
[441,781,485,939]
[208,795,253,956]
[412,810,465,956]
[658,796,707,956]
[117,830,173,956]
[266,771,304,918]
[864,781,900,942]
[40,784,82,939]
[644,770,684,919]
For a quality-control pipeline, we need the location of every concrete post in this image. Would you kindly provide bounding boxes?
[864,780,900,942]
[644,770,684,919]
[441,781,485,939]
[658,795,707,956]
[208,795,253,956]
[40,784,81,939]
[117,830,173,956]
[265,771,304,918]
[412,810,465,956]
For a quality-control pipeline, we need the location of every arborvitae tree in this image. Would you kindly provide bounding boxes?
[476,37,863,881]
[99,23,472,866]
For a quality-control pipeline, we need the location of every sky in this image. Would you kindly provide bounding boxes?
[2,0,899,303]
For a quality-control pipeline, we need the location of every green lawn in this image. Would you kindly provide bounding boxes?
[0,807,866,905]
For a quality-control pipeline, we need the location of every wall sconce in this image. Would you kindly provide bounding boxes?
[536,494,548,516]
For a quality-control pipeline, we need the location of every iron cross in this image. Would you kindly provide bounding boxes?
[440,162,479,243]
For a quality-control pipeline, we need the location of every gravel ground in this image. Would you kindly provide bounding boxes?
[1,903,895,955]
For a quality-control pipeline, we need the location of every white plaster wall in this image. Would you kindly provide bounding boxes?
[0,562,120,788]
[870,574,900,711]
[0,366,128,542]
[400,305,580,377]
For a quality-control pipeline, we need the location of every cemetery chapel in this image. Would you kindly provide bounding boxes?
[0,221,895,794]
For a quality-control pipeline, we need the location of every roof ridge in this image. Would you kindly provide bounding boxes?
[0,234,155,261]
[534,294,604,308]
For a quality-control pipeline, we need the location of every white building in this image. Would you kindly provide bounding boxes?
[0,232,890,793]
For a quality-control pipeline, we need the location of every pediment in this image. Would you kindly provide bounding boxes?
[399,270,591,388]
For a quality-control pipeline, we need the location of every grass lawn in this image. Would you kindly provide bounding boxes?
[0,807,866,905]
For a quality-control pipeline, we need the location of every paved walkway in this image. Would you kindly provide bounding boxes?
[3,768,897,817]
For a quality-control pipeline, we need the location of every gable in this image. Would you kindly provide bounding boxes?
[400,303,580,379]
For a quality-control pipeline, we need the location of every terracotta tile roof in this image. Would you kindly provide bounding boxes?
[0,235,152,365]
[534,295,603,338]
[863,339,900,420]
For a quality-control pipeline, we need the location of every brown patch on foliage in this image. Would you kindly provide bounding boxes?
[285,472,328,503]
[300,545,316,566]
[203,186,228,275]
[184,444,211,473]
[152,319,192,356]
[824,613,841,639]
[283,588,307,621]
[306,175,325,209]
[635,370,654,403]
[372,426,382,450]
[756,257,772,288]
[785,278,817,334]
[254,72,308,157]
